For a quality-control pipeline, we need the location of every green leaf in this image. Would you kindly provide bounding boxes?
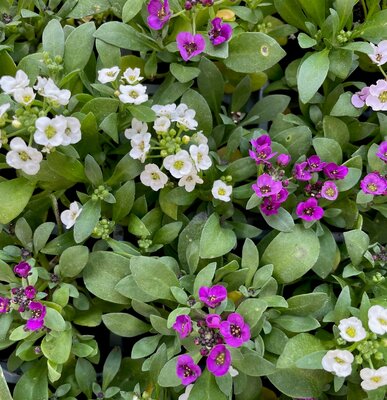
[0,365,12,400]
[44,307,66,331]
[298,0,326,26]
[153,222,183,245]
[158,356,182,387]
[297,50,330,104]
[84,155,104,186]
[224,157,256,182]
[242,238,259,287]
[357,9,387,41]
[313,137,342,164]
[81,98,120,124]
[275,315,320,332]
[261,207,295,233]
[46,151,87,183]
[199,214,237,259]
[131,335,161,359]
[193,262,217,296]
[122,0,145,22]
[102,313,150,337]
[67,0,111,18]
[112,181,135,222]
[297,33,317,49]
[58,245,89,278]
[273,0,307,30]
[189,369,227,400]
[181,89,213,133]
[245,94,290,125]
[271,126,312,160]
[33,222,55,253]
[41,329,72,364]
[323,115,350,146]
[344,229,370,266]
[230,348,275,377]
[15,218,32,249]
[171,63,200,83]
[75,359,96,399]
[107,154,143,185]
[286,293,328,316]
[335,0,357,29]
[42,19,65,58]
[236,299,267,330]
[73,199,101,244]
[13,360,48,400]
[262,225,320,283]
[232,76,252,112]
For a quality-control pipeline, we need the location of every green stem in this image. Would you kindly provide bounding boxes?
[378,65,387,79]
[171,9,186,19]
[50,194,63,235]
[361,0,368,18]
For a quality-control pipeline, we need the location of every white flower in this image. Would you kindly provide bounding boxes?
[360,367,387,391]
[122,67,143,84]
[129,132,151,163]
[369,40,387,66]
[189,144,212,171]
[60,201,82,229]
[229,366,239,377]
[172,103,198,130]
[178,168,203,192]
[0,103,10,119]
[151,103,176,119]
[212,180,232,202]
[39,78,71,106]
[338,316,367,342]
[0,70,29,94]
[321,349,354,377]
[178,384,193,400]
[119,84,148,105]
[33,76,48,93]
[34,116,66,147]
[6,137,42,175]
[58,116,82,145]
[98,66,120,84]
[140,163,168,191]
[163,150,193,178]
[153,116,171,133]
[193,131,208,145]
[13,87,35,106]
[125,118,149,140]
[368,305,387,335]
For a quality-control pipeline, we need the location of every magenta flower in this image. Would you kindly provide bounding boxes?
[351,86,370,108]
[249,136,276,165]
[252,174,282,198]
[260,198,281,216]
[276,153,291,167]
[376,141,387,163]
[220,313,251,347]
[206,314,222,329]
[294,162,312,181]
[147,0,171,30]
[323,163,349,180]
[365,79,387,111]
[199,285,227,308]
[208,17,232,46]
[321,181,338,200]
[0,297,10,313]
[26,301,46,331]
[296,198,324,221]
[307,155,326,172]
[14,261,31,278]
[176,32,206,61]
[173,315,192,338]
[273,188,289,204]
[24,285,36,299]
[176,354,201,385]
[360,173,386,195]
[251,135,271,147]
[206,344,231,376]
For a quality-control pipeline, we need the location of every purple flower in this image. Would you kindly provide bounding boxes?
[296,198,324,221]
[321,181,338,200]
[260,198,281,216]
[176,32,206,61]
[208,17,232,46]
[220,313,251,347]
[14,261,31,278]
[173,315,192,338]
[277,153,291,167]
[147,0,171,30]
[323,163,349,180]
[307,155,326,172]
[199,285,227,308]
[376,141,387,163]
[351,86,370,108]
[176,354,201,385]
[251,135,271,148]
[252,174,282,198]
[273,188,289,204]
[369,40,387,66]
[24,286,36,299]
[206,314,222,329]
[0,297,10,313]
[206,344,231,376]
[294,162,312,181]
[26,301,46,331]
[365,79,387,111]
[249,136,276,165]
[360,173,386,195]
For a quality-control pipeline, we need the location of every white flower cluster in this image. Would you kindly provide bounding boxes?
[152,103,198,131]
[322,305,387,391]
[97,66,148,105]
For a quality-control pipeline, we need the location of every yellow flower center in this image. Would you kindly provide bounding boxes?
[151,172,160,180]
[367,183,378,192]
[19,151,30,161]
[23,95,32,103]
[325,188,335,197]
[218,188,226,196]
[371,376,381,383]
[378,90,387,103]
[45,125,57,139]
[216,352,225,365]
[378,317,387,325]
[334,356,345,364]
[345,326,356,338]
[173,160,184,170]
[129,91,139,99]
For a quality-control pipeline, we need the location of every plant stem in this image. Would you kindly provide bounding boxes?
[50,194,63,235]
[378,65,387,79]
[361,0,368,18]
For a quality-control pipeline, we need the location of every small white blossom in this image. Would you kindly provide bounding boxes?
[58,116,82,145]
[369,40,387,66]
[228,366,239,377]
[40,78,71,106]
[212,180,232,202]
[189,143,212,171]
[122,67,143,84]
[0,70,29,94]
[153,116,171,133]
[98,66,120,84]
[360,367,387,391]
[129,132,151,163]
[124,118,148,140]
[33,76,48,93]
[0,103,10,119]
[151,103,176,119]
[34,116,66,147]
[178,168,203,192]
[193,131,208,145]
[368,305,387,335]
[163,150,193,178]
[338,316,367,342]
[119,84,148,105]
[13,87,35,106]
[140,163,168,191]
[60,201,82,229]
[6,137,42,175]
[321,349,354,377]
[172,103,198,130]
[178,384,193,400]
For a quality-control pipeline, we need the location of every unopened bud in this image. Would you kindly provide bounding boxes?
[12,119,22,129]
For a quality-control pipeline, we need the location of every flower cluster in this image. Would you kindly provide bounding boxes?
[174,285,250,385]
[322,306,387,391]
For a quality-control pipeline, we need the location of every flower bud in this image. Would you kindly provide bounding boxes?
[12,119,22,129]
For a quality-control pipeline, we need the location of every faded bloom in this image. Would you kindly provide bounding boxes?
[178,169,203,192]
[119,84,148,105]
[0,297,10,313]
[220,313,251,347]
[323,163,349,180]
[34,116,66,147]
[321,181,338,201]
[140,163,168,191]
[376,141,387,162]
[176,32,206,61]
[13,87,35,106]
[176,354,201,385]
[360,367,387,391]
[296,198,324,221]
[338,316,367,342]
[368,40,387,66]
[0,103,10,120]
[147,0,171,30]
[98,66,120,84]
[26,301,46,331]
[199,285,227,308]
[351,86,370,108]
[365,79,387,111]
[368,305,387,335]
[206,344,232,376]
[208,17,232,46]
[212,180,232,202]
[360,172,386,195]
[14,261,31,278]
[321,349,354,377]
[206,314,222,329]
[189,144,212,171]
[122,67,143,84]
[163,150,193,178]
[60,201,82,229]
[129,132,151,162]
[125,118,149,140]
[173,315,192,338]
[0,70,29,94]
[252,174,282,198]
[6,137,43,175]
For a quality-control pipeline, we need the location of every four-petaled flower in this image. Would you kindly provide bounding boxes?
[367,305,387,335]
[176,354,201,385]
[140,163,169,191]
[252,174,282,198]
[360,172,386,195]
[26,301,46,331]
[6,137,43,175]
[206,344,231,376]
[208,18,232,46]
[173,315,193,339]
[147,0,171,30]
[338,316,367,342]
[376,141,387,162]
[321,181,338,201]
[368,40,387,66]
[323,163,349,180]
[14,261,31,278]
[365,79,387,111]
[360,367,387,391]
[60,201,83,229]
[199,285,227,308]
[296,198,324,221]
[176,32,206,61]
[212,180,232,202]
[220,313,251,347]
[321,349,354,377]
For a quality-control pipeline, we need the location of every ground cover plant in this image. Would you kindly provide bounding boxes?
[0,0,386,399]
